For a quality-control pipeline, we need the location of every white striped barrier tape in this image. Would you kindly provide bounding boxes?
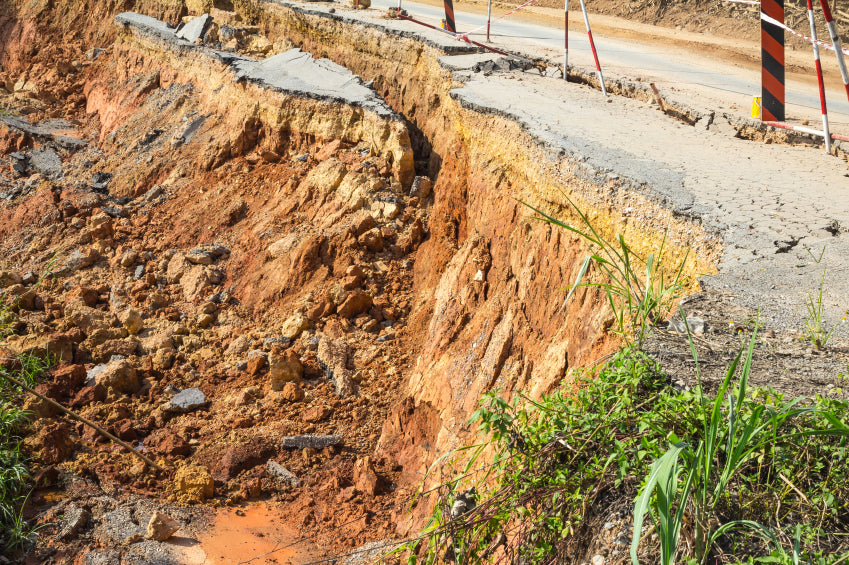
[456,0,543,40]
[760,12,849,55]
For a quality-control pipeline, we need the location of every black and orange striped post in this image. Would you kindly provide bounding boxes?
[761,0,785,121]
[444,0,456,32]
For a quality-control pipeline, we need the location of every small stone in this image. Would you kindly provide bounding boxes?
[409,176,432,198]
[667,316,704,335]
[359,228,384,252]
[120,248,139,268]
[266,461,300,487]
[591,555,605,565]
[279,382,305,402]
[269,349,303,388]
[145,511,180,541]
[168,388,207,412]
[337,290,373,319]
[186,249,214,265]
[302,404,332,422]
[119,308,144,335]
[280,313,309,339]
[66,247,100,271]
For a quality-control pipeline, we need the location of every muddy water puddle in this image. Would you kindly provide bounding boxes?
[196,504,320,565]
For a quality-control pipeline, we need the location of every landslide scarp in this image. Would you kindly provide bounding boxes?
[1,9,430,562]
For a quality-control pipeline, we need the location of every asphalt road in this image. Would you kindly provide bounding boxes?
[372,0,849,124]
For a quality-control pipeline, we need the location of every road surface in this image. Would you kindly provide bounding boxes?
[372,0,849,127]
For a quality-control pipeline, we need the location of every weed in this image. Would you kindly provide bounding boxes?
[522,196,688,350]
[411,331,849,564]
[802,269,836,350]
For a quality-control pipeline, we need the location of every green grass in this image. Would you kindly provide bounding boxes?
[802,268,836,350]
[0,352,55,556]
[407,345,849,565]
[522,195,688,351]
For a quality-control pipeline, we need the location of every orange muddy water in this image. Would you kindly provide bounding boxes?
[192,504,320,565]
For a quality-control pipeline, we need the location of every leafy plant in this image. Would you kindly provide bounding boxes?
[631,312,849,565]
[803,268,836,350]
[522,196,688,350]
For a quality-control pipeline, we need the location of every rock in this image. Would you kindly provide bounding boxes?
[0,270,22,288]
[167,388,207,412]
[34,422,74,464]
[247,353,267,376]
[409,176,432,198]
[281,434,343,450]
[213,442,274,480]
[302,158,347,193]
[359,228,384,252]
[112,419,137,441]
[94,359,139,394]
[50,362,86,389]
[166,252,190,283]
[354,456,381,496]
[147,431,191,457]
[591,555,605,565]
[302,404,332,422]
[280,313,309,339]
[278,381,305,402]
[180,265,212,302]
[57,504,90,541]
[64,301,118,334]
[186,249,214,265]
[266,461,300,487]
[70,385,106,408]
[174,465,214,502]
[176,13,211,43]
[336,290,373,319]
[119,308,144,335]
[267,233,298,259]
[120,248,139,267]
[65,247,100,271]
[351,0,371,7]
[83,213,113,241]
[145,511,180,541]
[269,349,303,388]
[3,333,74,363]
[225,335,251,356]
[317,336,357,397]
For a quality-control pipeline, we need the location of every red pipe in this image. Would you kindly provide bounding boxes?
[765,120,849,141]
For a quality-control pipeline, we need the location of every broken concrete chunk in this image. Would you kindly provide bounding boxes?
[57,504,90,541]
[281,434,343,450]
[95,506,145,545]
[167,388,207,412]
[266,461,300,487]
[175,13,211,43]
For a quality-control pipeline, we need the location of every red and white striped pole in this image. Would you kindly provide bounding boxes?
[564,0,569,80]
[817,0,849,103]
[578,0,606,95]
[806,0,831,152]
[487,0,492,42]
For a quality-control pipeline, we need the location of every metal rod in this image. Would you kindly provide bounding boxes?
[0,372,163,471]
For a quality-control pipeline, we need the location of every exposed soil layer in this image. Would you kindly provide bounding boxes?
[2,0,848,563]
